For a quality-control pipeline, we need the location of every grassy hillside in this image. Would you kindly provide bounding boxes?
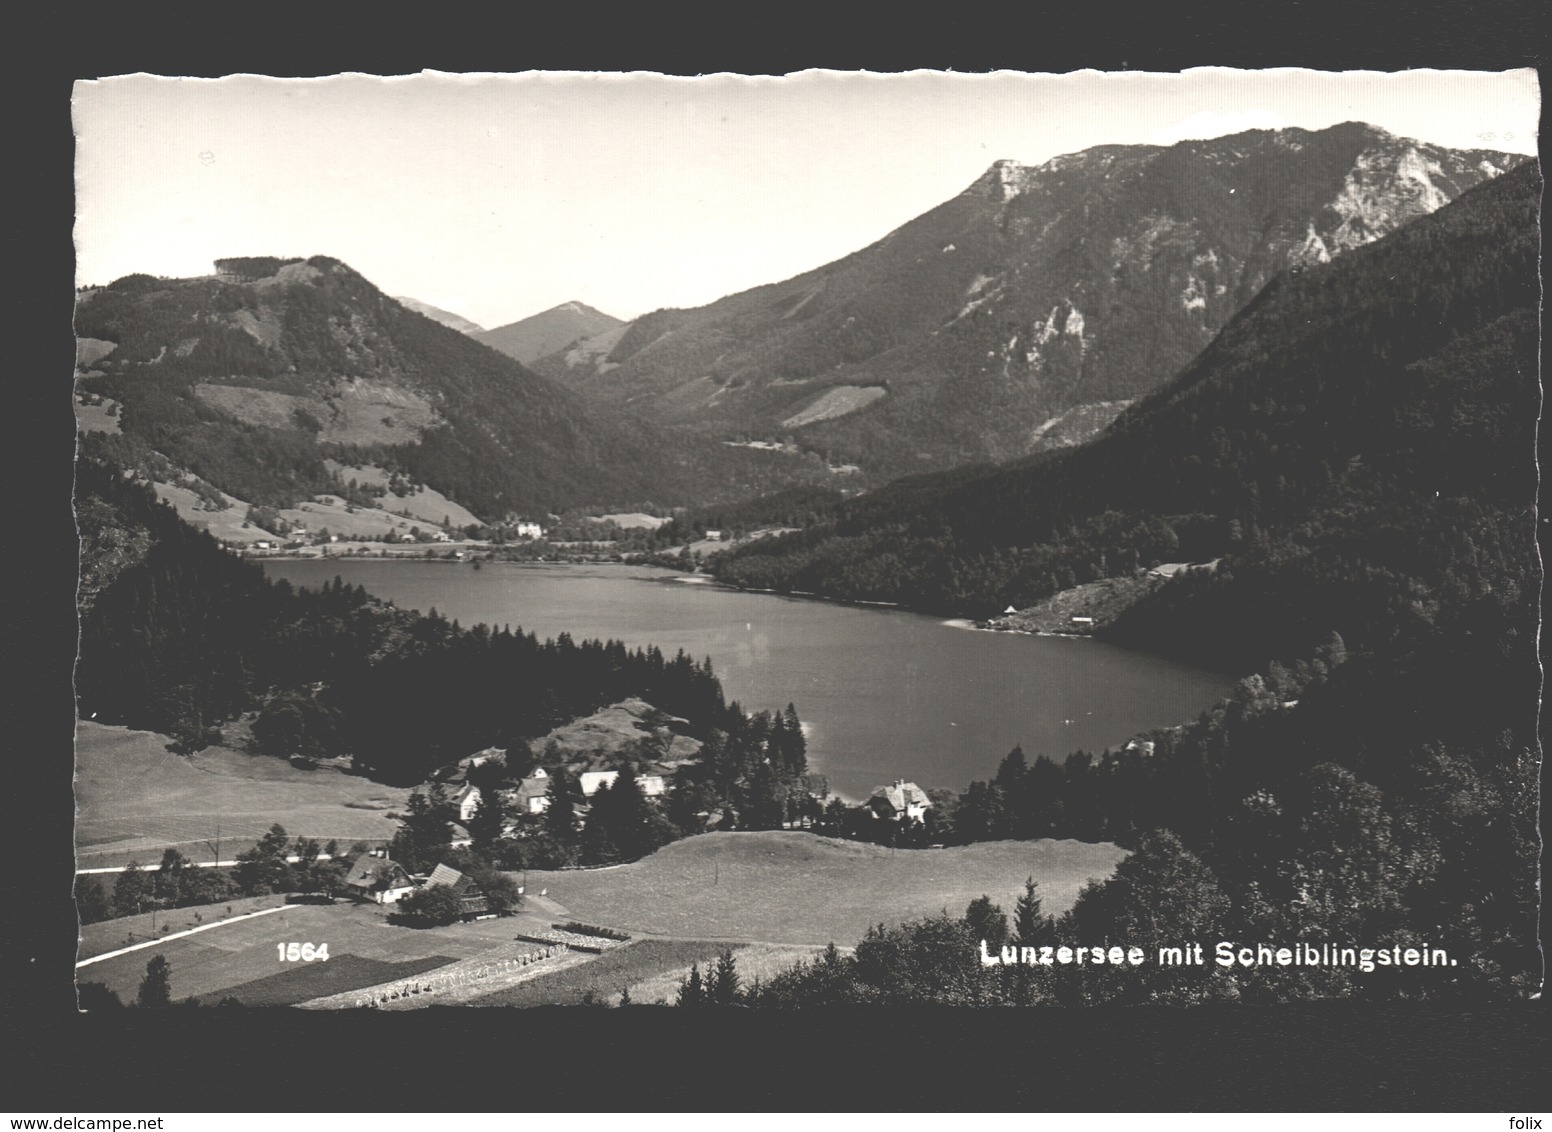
[74,722,407,867]
[525,831,1126,945]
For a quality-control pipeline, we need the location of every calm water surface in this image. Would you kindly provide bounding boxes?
[264,560,1234,799]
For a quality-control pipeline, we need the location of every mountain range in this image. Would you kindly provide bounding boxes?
[71,124,1532,526]
[535,123,1525,479]
[71,257,807,520]
[475,301,625,365]
[391,296,486,336]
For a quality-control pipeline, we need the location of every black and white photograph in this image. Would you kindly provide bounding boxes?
[48,63,1544,1108]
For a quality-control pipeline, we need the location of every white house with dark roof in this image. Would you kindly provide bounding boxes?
[450,782,483,823]
[867,780,932,823]
[506,769,552,815]
[343,851,416,904]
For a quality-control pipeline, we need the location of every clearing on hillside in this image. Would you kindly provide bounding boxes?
[527,831,1126,946]
[74,721,408,867]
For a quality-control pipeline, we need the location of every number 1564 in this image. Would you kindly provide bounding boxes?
[278,942,329,961]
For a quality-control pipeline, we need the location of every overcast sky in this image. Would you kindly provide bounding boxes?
[74,68,1539,328]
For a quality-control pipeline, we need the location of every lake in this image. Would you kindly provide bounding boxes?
[263,560,1235,800]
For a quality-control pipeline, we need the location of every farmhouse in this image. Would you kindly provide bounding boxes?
[343,851,416,904]
[704,529,723,541]
[425,863,490,919]
[868,780,932,823]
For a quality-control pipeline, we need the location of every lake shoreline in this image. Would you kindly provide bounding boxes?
[262,559,1237,798]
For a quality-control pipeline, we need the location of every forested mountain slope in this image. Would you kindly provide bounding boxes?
[73,257,810,518]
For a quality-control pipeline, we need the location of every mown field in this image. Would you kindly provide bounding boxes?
[75,898,541,1006]
[530,832,1127,946]
[74,721,408,866]
[77,894,287,961]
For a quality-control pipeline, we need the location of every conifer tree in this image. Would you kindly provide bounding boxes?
[1014,876,1054,945]
[708,949,741,1006]
[137,954,172,1008]
[676,962,705,1007]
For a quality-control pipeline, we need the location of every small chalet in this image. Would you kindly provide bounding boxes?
[425,863,491,919]
[451,783,483,823]
[508,769,552,815]
[638,774,667,797]
[704,530,723,542]
[343,851,416,904]
[868,780,932,823]
[516,521,544,539]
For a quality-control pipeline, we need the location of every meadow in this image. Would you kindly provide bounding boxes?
[76,896,540,1005]
[74,721,407,867]
[527,831,1127,946]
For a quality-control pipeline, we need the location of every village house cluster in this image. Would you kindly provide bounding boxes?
[441,749,669,828]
